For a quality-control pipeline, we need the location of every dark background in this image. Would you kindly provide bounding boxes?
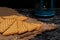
[0,0,59,9]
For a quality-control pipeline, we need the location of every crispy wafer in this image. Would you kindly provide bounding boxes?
[17,16,28,21]
[23,22,37,32]
[18,21,27,34]
[3,21,18,35]
[0,17,4,22]
[0,18,15,33]
[31,23,42,31]
[2,15,28,21]
[2,15,19,19]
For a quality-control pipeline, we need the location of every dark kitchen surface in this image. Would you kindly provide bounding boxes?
[0,0,59,8]
[16,8,60,40]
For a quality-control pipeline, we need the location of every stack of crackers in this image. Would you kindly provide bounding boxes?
[0,7,56,40]
[0,15,42,36]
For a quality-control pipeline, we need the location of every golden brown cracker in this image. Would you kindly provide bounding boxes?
[18,21,27,34]
[31,23,42,31]
[0,18,15,33]
[3,21,18,35]
[2,15,28,21]
[17,16,28,21]
[0,17,4,22]
[23,22,37,32]
[2,15,19,19]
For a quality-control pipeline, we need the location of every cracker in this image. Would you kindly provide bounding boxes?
[0,17,4,22]
[18,21,27,34]
[0,18,15,33]
[23,22,37,32]
[17,16,28,21]
[3,21,18,35]
[2,15,19,19]
[31,23,42,31]
[2,15,28,21]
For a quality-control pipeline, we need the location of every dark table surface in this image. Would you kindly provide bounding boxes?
[16,8,60,40]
